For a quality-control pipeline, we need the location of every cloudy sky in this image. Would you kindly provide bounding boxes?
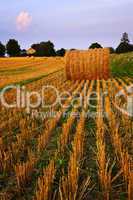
[0,0,133,49]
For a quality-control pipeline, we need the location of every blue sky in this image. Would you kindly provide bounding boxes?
[0,0,133,49]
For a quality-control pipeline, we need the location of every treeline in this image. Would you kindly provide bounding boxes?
[88,33,133,54]
[0,39,66,57]
[0,32,133,57]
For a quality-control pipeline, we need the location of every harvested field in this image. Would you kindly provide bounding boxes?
[0,53,133,200]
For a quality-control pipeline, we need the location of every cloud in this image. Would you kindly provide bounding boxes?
[16,11,32,31]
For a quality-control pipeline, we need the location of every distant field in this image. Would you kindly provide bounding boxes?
[0,57,64,89]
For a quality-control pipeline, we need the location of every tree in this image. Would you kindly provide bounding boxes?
[56,48,66,56]
[121,32,130,44]
[20,49,27,57]
[0,42,5,57]
[31,41,56,57]
[108,47,115,54]
[42,41,56,57]
[89,43,103,49]
[6,39,21,57]
[116,33,133,54]
[116,42,133,54]
[31,43,40,56]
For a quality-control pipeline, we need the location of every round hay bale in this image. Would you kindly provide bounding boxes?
[65,48,110,80]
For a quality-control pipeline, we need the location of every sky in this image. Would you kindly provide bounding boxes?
[0,0,133,50]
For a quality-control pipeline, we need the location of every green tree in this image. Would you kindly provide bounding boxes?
[0,42,5,57]
[31,41,56,57]
[31,43,40,56]
[116,42,132,54]
[20,49,27,57]
[6,39,21,57]
[121,32,130,43]
[116,33,133,54]
[89,42,103,49]
[56,48,66,56]
[108,47,115,54]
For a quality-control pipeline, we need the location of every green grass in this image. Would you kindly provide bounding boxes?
[110,52,133,77]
